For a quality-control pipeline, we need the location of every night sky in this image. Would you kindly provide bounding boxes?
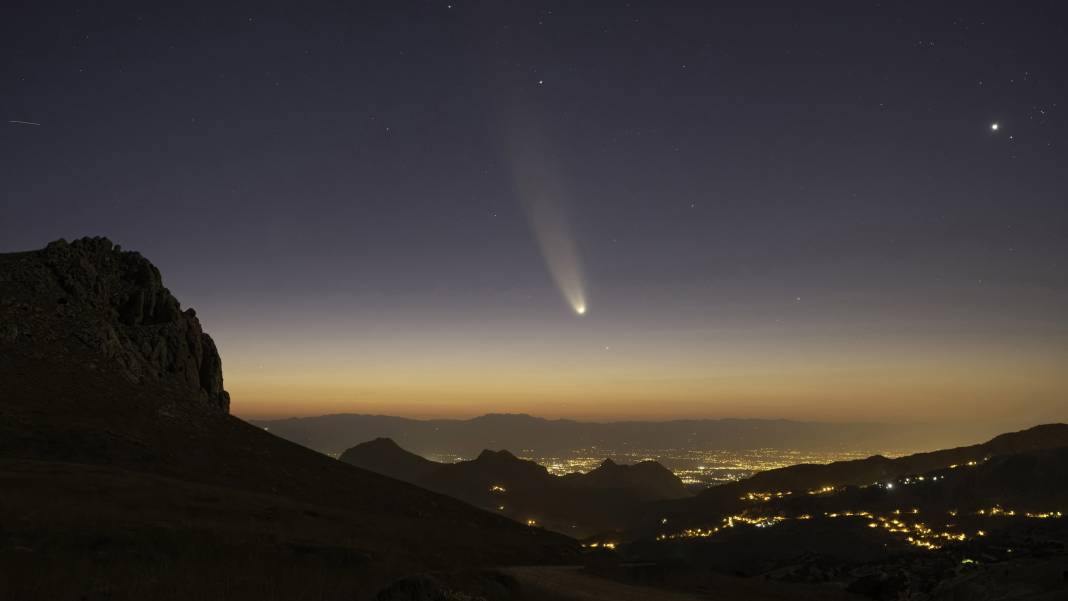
[3,2,1066,425]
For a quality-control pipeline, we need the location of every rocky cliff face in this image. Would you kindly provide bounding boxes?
[0,237,229,411]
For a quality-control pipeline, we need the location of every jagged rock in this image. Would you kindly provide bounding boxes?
[0,236,229,411]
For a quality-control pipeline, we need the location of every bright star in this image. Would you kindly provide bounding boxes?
[991,122,999,131]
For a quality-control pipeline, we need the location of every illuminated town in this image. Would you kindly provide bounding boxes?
[429,447,907,486]
[653,458,1065,551]
[653,505,1064,550]
[420,446,1065,555]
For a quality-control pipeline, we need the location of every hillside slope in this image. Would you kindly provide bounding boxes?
[0,238,575,599]
[632,423,1068,538]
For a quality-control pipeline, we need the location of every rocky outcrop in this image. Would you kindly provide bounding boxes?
[0,237,229,411]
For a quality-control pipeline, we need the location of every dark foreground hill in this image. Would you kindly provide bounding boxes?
[341,438,690,537]
[2,238,857,601]
[0,238,576,600]
[617,429,1068,600]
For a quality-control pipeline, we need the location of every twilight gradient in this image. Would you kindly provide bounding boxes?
[2,2,1066,427]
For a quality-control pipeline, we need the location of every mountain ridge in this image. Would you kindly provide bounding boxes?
[629,422,1068,538]
[341,437,691,537]
[255,411,1004,458]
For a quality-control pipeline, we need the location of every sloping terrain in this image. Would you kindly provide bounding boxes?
[632,423,1068,537]
[622,445,1068,600]
[0,238,576,599]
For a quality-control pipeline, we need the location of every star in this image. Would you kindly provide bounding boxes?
[990,122,999,131]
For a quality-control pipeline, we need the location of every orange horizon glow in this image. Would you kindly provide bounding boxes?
[211,283,1068,426]
[226,347,1068,423]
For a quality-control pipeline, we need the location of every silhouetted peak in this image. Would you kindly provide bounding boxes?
[590,458,674,477]
[631,460,675,473]
[342,437,428,462]
[580,457,690,501]
[1,237,229,411]
[356,437,407,452]
[339,436,438,482]
[475,449,519,462]
[986,423,1068,450]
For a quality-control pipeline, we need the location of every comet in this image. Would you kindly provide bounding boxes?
[506,111,588,316]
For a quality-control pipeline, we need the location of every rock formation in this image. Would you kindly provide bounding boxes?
[0,236,229,411]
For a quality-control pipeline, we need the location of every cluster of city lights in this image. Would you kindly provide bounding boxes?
[656,513,795,541]
[855,511,966,550]
[976,506,1063,519]
[742,490,791,502]
[738,484,839,502]
[657,504,1064,550]
[582,541,617,550]
[510,448,902,486]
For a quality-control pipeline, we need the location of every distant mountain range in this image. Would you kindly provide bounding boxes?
[253,412,1003,457]
[336,414,1068,600]
[341,438,690,537]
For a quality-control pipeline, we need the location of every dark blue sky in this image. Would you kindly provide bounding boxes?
[3,1,1066,423]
